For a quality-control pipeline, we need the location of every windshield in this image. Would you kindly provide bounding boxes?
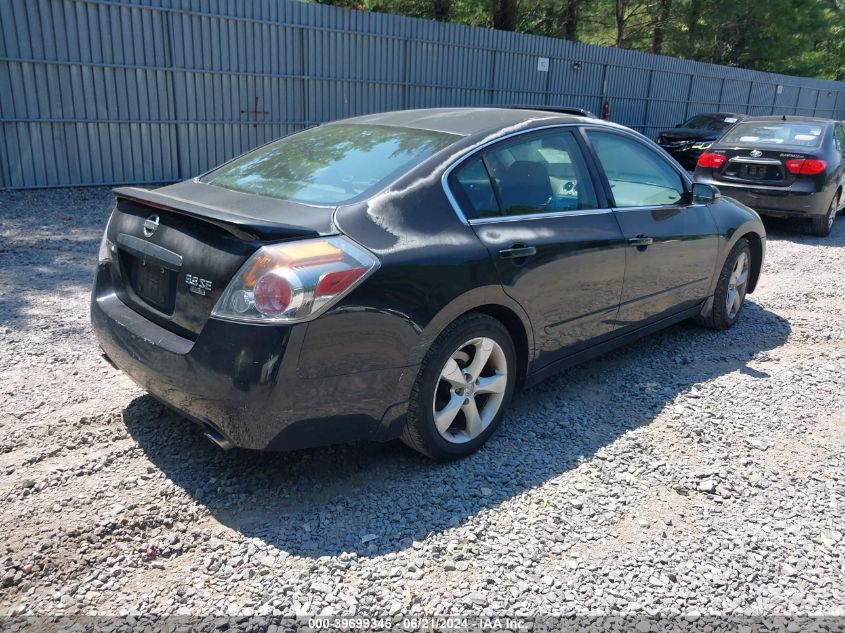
[682,114,740,131]
[202,124,460,204]
[720,121,825,148]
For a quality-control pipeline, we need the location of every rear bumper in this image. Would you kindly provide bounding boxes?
[91,265,414,451]
[697,179,829,218]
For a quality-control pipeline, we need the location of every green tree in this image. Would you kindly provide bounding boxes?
[313,0,845,80]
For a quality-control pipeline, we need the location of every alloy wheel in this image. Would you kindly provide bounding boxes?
[432,337,508,444]
[726,251,749,320]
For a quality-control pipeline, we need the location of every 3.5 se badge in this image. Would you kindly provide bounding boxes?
[184,273,212,296]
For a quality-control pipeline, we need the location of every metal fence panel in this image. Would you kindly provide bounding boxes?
[1,0,844,188]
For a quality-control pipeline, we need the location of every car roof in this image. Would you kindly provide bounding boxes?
[737,115,833,125]
[339,107,603,136]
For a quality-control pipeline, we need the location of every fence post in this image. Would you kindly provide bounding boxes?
[489,50,498,104]
[403,38,410,109]
[682,74,694,122]
[164,9,182,181]
[642,69,654,136]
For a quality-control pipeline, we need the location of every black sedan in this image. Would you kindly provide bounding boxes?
[92,108,766,461]
[658,112,745,170]
[694,116,845,236]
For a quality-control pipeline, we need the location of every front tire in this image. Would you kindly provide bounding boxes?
[698,238,751,331]
[811,192,839,237]
[401,313,516,461]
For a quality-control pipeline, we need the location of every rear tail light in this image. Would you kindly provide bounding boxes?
[784,158,827,175]
[212,236,379,324]
[697,152,727,168]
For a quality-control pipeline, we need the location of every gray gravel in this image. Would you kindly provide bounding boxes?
[1,187,844,619]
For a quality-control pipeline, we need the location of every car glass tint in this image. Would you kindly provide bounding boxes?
[482,131,598,216]
[202,124,460,205]
[587,131,684,207]
[452,158,500,220]
[721,122,824,148]
[683,114,736,131]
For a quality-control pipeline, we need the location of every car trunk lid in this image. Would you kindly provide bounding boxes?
[711,147,809,187]
[106,182,336,338]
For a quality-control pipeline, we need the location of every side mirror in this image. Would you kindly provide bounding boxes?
[692,182,721,204]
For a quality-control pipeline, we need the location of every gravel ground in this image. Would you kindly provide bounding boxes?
[1,187,844,622]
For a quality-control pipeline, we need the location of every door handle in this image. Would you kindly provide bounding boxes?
[627,235,654,248]
[498,245,537,260]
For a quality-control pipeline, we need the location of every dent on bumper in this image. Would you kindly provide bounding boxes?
[91,270,416,451]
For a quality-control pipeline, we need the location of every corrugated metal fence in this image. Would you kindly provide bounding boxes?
[2,0,845,189]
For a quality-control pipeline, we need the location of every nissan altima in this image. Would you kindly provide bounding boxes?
[92,108,766,460]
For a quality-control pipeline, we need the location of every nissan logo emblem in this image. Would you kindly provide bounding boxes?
[750,149,763,158]
[143,214,160,238]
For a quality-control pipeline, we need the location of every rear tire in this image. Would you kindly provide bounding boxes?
[811,192,838,236]
[401,313,516,461]
[697,238,751,331]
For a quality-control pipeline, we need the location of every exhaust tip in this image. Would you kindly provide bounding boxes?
[200,422,234,451]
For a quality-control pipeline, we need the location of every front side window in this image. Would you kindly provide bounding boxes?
[720,121,825,148]
[203,124,460,205]
[587,131,685,208]
[450,130,598,220]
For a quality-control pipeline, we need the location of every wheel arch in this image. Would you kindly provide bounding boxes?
[419,288,535,390]
[741,231,764,294]
[466,304,531,389]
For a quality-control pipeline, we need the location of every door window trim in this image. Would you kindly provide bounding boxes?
[442,123,613,225]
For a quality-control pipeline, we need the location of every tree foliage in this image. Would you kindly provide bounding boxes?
[314,0,845,80]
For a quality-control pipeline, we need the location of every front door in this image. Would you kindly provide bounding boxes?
[584,129,719,327]
[447,128,627,370]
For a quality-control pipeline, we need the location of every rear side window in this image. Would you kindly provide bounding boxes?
[587,131,684,207]
[721,121,825,148]
[202,124,460,205]
[452,159,500,220]
[450,129,598,220]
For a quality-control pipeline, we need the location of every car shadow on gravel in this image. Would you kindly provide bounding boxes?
[123,300,790,559]
[760,214,845,244]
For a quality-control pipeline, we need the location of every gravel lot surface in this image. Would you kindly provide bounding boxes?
[1,187,844,621]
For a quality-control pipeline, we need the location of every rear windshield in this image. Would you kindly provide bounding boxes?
[721,121,825,148]
[202,124,460,204]
[683,114,740,131]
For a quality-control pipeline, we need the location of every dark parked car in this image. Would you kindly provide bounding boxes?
[658,112,745,170]
[694,116,845,236]
[92,108,766,461]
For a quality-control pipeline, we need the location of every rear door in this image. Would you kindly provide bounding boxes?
[583,129,719,327]
[447,127,627,369]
